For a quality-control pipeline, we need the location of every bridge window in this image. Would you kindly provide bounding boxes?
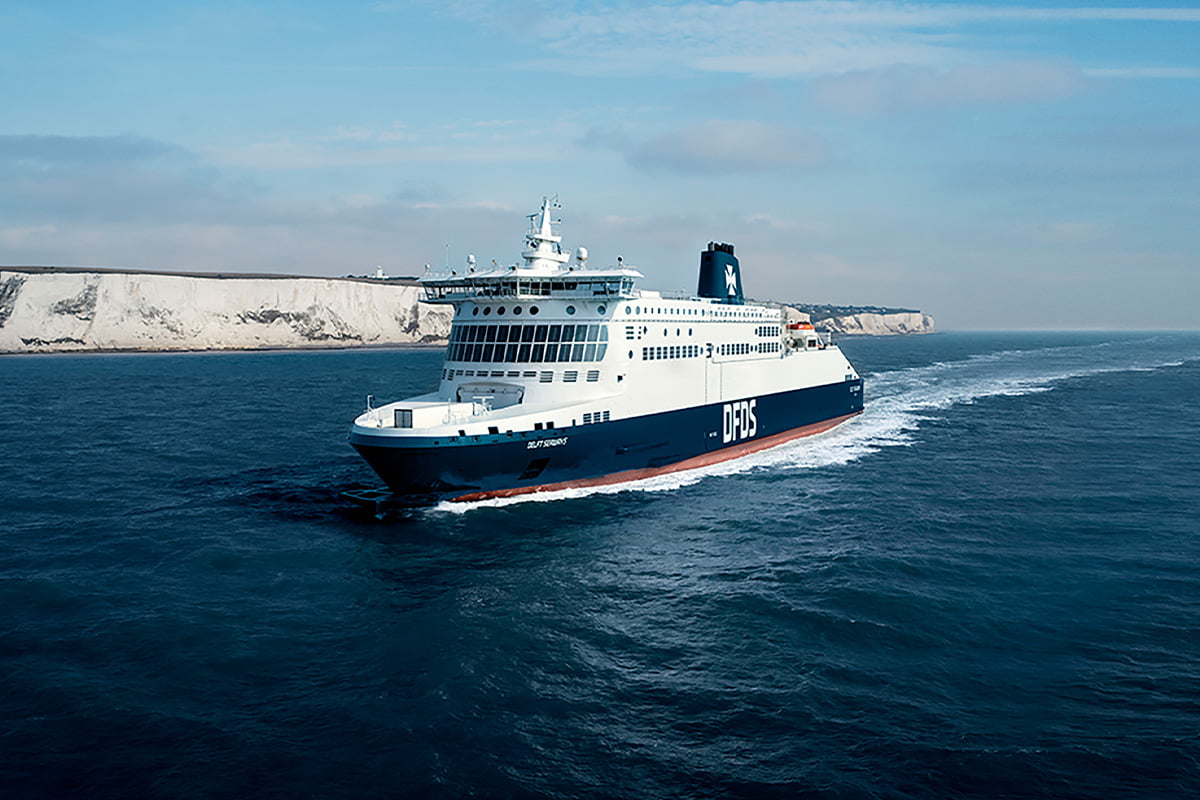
[450,323,610,363]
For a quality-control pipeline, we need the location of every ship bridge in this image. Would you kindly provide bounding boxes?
[419,196,643,304]
[420,271,640,303]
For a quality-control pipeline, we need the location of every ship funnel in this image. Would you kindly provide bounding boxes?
[697,242,744,305]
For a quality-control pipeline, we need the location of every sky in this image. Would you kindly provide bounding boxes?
[2,0,1198,330]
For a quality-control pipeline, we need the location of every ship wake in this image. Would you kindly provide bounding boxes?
[432,336,1195,513]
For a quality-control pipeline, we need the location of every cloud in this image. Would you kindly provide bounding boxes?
[575,126,634,152]
[0,133,524,274]
[203,117,570,171]
[0,133,449,233]
[204,138,557,170]
[0,134,262,226]
[582,120,831,175]
[427,2,1200,79]
[810,61,1086,114]
[0,134,181,166]
[0,225,58,248]
[1029,221,1109,244]
[1084,67,1200,79]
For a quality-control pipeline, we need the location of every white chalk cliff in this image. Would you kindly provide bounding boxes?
[816,311,936,336]
[1,268,931,354]
[781,305,935,335]
[0,269,451,353]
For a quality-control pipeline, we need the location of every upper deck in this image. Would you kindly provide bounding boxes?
[419,196,643,304]
[420,270,641,303]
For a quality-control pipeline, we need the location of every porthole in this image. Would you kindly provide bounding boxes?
[513,306,523,315]
[497,307,506,316]
[597,305,607,315]
[483,306,492,316]
[529,306,540,315]
[625,305,632,314]
[472,307,480,316]
[566,305,576,315]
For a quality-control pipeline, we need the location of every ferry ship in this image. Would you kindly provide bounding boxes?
[348,198,863,505]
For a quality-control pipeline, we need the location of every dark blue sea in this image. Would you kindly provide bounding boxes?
[3,332,1199,799]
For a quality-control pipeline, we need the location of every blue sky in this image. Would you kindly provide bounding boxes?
[2,0,1198,329]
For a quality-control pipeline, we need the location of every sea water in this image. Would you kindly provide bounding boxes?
[2,332,1198,798]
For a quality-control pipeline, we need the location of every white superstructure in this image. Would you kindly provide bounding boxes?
[353,197,859,440]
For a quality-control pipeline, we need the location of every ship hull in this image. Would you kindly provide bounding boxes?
[349,378,863,504]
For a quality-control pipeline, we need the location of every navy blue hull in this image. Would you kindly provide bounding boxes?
[350,378,863,502]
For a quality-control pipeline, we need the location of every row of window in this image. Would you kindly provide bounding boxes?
[435,279,634,306]
[441,367,602,383]
[623,304,774,320]
[458,279,631,297]
[469,280,605,295]
[642,345,701,361]
[448,341,608,364]
[626,325,701,340]
[466,302,612,318]
[755,325,782,337]
[459,407,612,437]
[450,323,609,345]
[719,342,783,356]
